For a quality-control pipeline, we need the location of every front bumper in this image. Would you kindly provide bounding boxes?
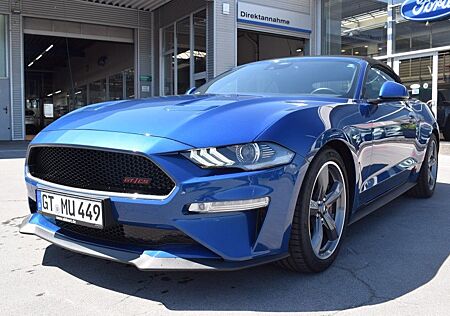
[21,129,309,270]
[20,214,288,270]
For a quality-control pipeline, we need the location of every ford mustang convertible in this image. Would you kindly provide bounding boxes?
[20,57,439,273]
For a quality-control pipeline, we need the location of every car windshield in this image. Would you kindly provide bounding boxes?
[195,59,360,98]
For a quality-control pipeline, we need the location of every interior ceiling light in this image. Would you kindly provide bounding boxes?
[176,50,207,60]
[46,90,62,97]
[341,9,387,26]
[27,44,54,68]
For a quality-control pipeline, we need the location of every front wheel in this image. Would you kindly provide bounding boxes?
[278,149,349,273]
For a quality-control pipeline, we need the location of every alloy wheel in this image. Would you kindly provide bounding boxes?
[428,140,438,190]
[308,161,347,260]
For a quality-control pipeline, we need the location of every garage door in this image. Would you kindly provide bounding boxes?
[23,17,134,43]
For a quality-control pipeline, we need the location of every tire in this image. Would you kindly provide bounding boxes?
[409,134,438,198]
[278,148,350,273]
[444,119,450,141]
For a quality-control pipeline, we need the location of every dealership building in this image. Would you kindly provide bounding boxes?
[0,0,449,141]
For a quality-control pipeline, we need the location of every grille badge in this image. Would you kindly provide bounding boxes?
[123,177,152,185]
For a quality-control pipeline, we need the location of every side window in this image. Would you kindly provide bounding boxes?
[364,68,396,99]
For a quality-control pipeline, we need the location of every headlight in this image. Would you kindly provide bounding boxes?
[182,142,294,170]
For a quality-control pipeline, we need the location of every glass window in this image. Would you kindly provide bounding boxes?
[162,24,175,96]
[363,68,395,99]
[392,0,450,53]
[399,56,433,104]
[0,15,7,77]
[89,79,107,104]
[163,54,174,95]
[321,0,387,57]
[161,9,207,96]
[177,17,191,94]
[437,52,450,127]
[125,68,135,99]
[238,30,307,66]
[196,59,360,98]
[109,73,123,101]
[194,10,207,74]
[195,78,206,88]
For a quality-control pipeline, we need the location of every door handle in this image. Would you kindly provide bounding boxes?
[2,106,7,114]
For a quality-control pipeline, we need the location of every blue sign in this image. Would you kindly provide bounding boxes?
[401,0,450,22]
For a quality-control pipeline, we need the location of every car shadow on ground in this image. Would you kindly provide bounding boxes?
[42,182,450,312]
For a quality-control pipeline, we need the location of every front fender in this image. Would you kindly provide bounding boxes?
[255,105,366,213]
[255,106,359,163]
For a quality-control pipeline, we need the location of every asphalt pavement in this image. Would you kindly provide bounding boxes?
[0,142,449,316]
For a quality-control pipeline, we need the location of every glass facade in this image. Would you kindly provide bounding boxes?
[321,0,450,126]
[162,25,175,95]
[125,68,135,99]
[193,10,207,76]
[392,0,450,53]
[161,9,207,96]
[321,0,388,57]
[176,17,191,95]
[322,0,450,57]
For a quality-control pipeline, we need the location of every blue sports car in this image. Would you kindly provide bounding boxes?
[20,57,439,273]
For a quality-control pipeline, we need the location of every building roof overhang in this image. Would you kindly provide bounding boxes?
[80,0,172,11]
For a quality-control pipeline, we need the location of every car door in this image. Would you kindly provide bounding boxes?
[362,67,418,202]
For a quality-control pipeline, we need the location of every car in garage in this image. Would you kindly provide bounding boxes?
[20,56,439,273]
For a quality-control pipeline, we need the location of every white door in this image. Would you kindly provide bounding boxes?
[0,78,10,140]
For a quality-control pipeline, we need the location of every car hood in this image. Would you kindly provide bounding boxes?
[44,95,344,148]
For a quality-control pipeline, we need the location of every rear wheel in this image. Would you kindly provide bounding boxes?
[278,149,349,273]
[409,134,438,198]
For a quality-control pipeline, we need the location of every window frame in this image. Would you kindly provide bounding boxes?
[361,64,401,100]
[159,8,207,96]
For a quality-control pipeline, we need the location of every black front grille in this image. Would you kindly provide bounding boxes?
[28,146,175,196]
[57,221,196,247]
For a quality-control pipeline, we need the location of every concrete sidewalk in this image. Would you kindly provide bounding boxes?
[441,140,450,155]
[0,147,450,315]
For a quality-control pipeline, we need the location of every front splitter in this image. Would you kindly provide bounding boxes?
[19,214,287,271]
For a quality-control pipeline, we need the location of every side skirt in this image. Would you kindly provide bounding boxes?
[349,182,416,225]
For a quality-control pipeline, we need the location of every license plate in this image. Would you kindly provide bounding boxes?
[37,190,104,229]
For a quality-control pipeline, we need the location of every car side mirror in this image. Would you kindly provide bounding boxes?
[380,81,409,100]
[185,87,197,95]
[369,81,409,104]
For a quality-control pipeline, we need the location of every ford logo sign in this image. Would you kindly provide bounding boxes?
[401,0,450,22]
